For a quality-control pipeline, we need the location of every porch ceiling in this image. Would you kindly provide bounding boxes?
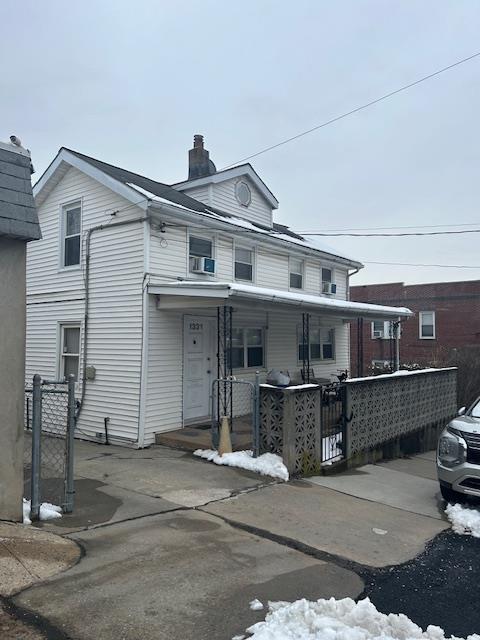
[147,282,413,320]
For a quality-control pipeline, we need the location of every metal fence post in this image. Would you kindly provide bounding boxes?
[64,375,76,513]
[30,374,42,521]
[253,372,260,458]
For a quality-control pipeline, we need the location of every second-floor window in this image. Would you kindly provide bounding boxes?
[289,258,304,289]
[235,246,254,281]
[62,202,81,267]
[419,311,435,339]
[321,267,336,294]
[189,235,213,273]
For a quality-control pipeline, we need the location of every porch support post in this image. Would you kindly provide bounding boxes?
[217,305,233,422]
[302,312,310,383]
[356,317,364,377]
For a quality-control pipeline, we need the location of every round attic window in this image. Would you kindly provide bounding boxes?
[235,181,251,207]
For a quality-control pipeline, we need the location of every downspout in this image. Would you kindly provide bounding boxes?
[76,215,149,421]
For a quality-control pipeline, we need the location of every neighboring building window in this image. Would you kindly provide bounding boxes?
[230,328,264,369]
[372,320,389,339]
[289,258,304,289]
[60,325,80,381]
[235,181,251,207]
[62,202,81,267]
[419,311,435,339]
[235,246,254,281]
[298,327,335,361]
[321,267,336,294]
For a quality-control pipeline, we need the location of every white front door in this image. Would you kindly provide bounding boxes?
[183,315,215,423]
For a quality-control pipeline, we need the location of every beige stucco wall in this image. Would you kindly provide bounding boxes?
[0,237,26,521]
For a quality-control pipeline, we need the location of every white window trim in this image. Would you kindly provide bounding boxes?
[419,311,436,340]
[233,240,256,283]
[297,325,336,364]
[59,199,83,272]
[187,229,216,277]
[289,257,304,290]
[57,322,82,382]
[321,264,336,295]
[231,327,265,371]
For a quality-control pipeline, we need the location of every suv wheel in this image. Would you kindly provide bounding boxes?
[440,485,460,503]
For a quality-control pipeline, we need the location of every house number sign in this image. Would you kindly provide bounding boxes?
[189,322,203,331]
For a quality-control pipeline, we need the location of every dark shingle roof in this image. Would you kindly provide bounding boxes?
[0,144,41,241]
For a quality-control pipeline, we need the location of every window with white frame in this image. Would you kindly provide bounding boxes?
[321,267,336,294]
[230,328,264,369]
[189,235,213,272]
[59,325,80,381]
[298,326,335,362]
[62,202,81,267]
[419,311,435,339]
[289,258,304,289]
[372,320,390,339]
[234,246,254,281]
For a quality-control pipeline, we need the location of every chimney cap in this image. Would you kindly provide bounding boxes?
[193,134,204,149]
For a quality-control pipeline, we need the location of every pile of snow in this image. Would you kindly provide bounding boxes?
[249,599,264,611]
[193,449,289,482]
[239,597,480,640]
[23,498,62,525]
[446,503,480,538]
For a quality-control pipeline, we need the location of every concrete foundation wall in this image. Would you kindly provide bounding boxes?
[0,237,26,521]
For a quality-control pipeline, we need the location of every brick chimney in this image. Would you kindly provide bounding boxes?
[188,134,216,180]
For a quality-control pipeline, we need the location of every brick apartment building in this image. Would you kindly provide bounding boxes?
[350,280,480,377]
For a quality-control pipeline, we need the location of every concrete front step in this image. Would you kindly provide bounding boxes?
[155,427,252,452]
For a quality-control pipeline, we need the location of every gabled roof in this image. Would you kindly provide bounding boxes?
[33,147,362,267]
[171,163,279,209]
[0,141,41,241]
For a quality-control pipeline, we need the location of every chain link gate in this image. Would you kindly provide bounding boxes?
[24,374,76,519]
[211,377,260,456]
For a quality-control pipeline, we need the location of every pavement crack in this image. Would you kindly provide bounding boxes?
[0,540,42,581]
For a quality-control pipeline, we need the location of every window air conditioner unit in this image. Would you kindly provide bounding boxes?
[373,329,384,339]
[322,282,337,295]
[190,256,215,274]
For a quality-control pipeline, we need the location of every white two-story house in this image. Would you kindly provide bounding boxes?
[26,135,410,447]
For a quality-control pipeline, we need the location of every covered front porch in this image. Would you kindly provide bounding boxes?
[146,281,412,451]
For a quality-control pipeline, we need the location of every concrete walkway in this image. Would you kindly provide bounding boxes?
[10,444,452,639]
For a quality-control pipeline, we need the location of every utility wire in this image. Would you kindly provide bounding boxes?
[302,229,480,237]
[364,261,480,269]
[221,51,480,169]
[299,222,480,233]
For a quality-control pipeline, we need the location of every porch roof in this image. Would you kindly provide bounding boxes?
[148,281,413,320]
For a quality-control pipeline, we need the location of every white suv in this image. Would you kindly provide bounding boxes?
[437,396,480,502]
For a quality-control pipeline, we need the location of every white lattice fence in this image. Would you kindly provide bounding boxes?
[346,368,457,456]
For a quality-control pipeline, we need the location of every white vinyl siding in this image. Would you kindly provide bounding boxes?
[256,248,289,289]
[182,177,273,228]
[27,166,146,444]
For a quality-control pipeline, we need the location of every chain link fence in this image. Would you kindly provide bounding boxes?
[24,375,76,519]
[211,378,260,455]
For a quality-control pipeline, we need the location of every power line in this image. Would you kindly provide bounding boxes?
[221,51,480,169]
[302,229,480,237]
[364,261,480,269]
[299,222,480,233]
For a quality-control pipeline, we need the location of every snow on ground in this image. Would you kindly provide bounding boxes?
[193,449,289,481]
[23,498,62,525]
[445,503,480,538]
[249,599,264,611]
[239,597,480,640]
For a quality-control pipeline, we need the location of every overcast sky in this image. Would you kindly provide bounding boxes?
[2,0,480,285]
